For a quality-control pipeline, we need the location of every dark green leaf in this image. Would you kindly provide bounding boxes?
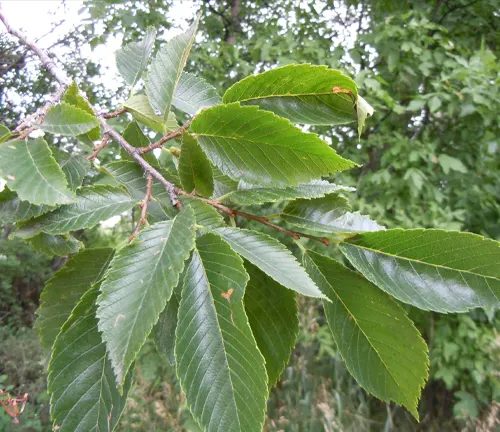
[35,248,114,351]
[175,234,267,432]
[244,262,298,387]
[173,72,222,115]
[180,197,225,232]
[212,227,325,299]
[0,137,75,205]
[27,233,84,257]
[116,27,156,87]
[191,103,356,187]
[145,16,199,120]
[15,185,136,238]
[0,187,52,223]
[97,208,195,386]
[223,64,358,125]
[40,102,100,136]
[340,229,500,312]
[48,286,131,431]
[102,161,176,221]
[53,148,90,190]
[178,132,214,198]
[121,121,158,165]
[282,194,385,233]
[303,251,428,420]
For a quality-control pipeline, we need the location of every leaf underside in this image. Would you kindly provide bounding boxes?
[303,251,429,420]
[223,64,358,125]
[40,102,100,137]
[145,16,199,120]
[173,72,222,115]
[27,232,84,257]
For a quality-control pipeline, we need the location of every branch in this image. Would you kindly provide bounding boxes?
[102,106,126,119]
[0,7,335,248]
[130,172,153,241]
[137,117,194,154]
[185,193,332,246]
[0,7,181,209]
[87,134,110,160]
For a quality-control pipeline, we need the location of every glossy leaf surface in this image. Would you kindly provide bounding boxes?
[191,103,355,187]
[340,229,500,312]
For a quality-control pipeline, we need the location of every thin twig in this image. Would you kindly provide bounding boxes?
[13,85,66,136]
[183,192,332,246]
[0,8,334,247]
[102,106,126,119]
[130,172,153,241]
[137,118,194,154]
[87,134,110,160]
[0,8,181,208]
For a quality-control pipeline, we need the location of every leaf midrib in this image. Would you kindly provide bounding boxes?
[307,255,411,406]
[343,242,500,282]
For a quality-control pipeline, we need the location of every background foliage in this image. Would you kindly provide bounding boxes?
[0,0,499,430]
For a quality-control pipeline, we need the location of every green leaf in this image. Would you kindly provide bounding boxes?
[191,103,356,187]
[123,95,178,134]
[0,138,75,205]
[223,64,358,125]
[53,148,90,190]
[121,121,158,165]
[0,124,13,142]
[244,262,298,387]
[212,166,238,199]
[0,187,52,223]
[152,274,184,365]
[340,229,500,313]
[97,208,195,386]
[40,102,100,136]
[145,16,199,120]
[27,233,84,257]
[173,72,222,115]
[357,95,375,138]
[212,227,325,299]
[438,154,467,174]
[282,194,385,233]
[221,180,355,206]
[175,233,267,432]
[116,27,156,87]
[48,286,131,431]
[35,248,114,351]
[303,251,428,420]
[102,161,177,221]
[15,185,136,238]
[63,81,100,142]
[178,133,214,198]
[180,196,225,231]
